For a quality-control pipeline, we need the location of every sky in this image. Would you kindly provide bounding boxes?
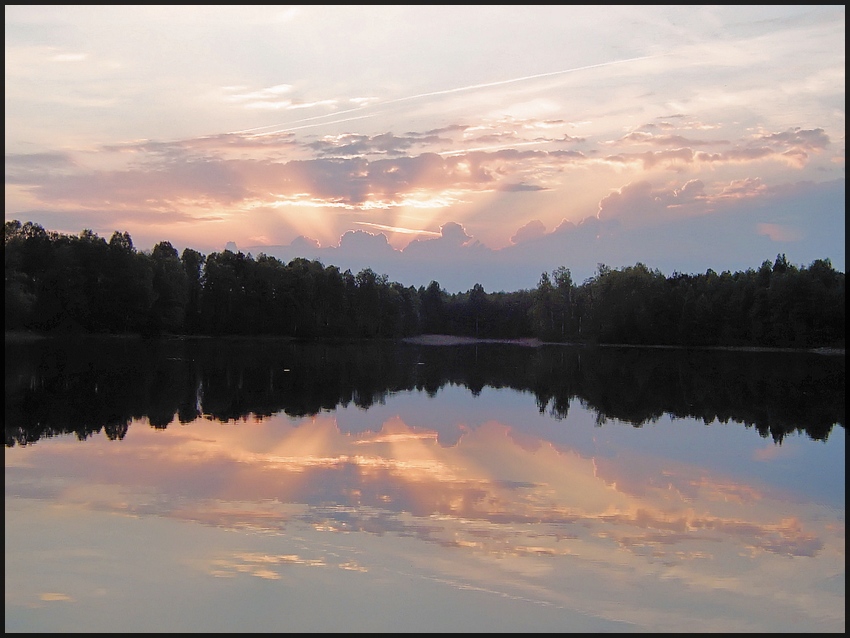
[4,5,845,293]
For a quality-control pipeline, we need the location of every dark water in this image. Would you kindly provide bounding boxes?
[5,337,845,632]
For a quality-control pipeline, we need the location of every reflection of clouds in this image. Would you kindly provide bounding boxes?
[14,414,838,566]
[207,552,369,581]
[697,478,763,504]
[354,430,439,444]
[39,592,74,602]
[604,511,823,557]
[6,409,844,631]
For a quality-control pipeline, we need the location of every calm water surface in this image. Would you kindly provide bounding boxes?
[5,337,845,632]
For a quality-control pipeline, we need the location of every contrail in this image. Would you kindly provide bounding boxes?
[244,113,380,137]
[229,108,376,136]
[228,54,662,138]
[383,54,661,105]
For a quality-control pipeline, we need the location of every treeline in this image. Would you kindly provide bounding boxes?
[4,220,845,348]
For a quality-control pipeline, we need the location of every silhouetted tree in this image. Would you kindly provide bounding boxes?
[146,241,189,335]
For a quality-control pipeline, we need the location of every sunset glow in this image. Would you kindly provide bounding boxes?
[4,5,845,291]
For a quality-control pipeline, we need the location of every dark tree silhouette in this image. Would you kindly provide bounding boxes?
[4,221,845,349]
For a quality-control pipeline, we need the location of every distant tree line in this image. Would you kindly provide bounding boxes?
[5,220,845,348]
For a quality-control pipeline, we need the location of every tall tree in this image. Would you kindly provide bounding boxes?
[181,248,205,335]
[148,241,189,334]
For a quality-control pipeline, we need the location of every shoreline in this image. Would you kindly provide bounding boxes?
[6,330,844,355]
[401,334,845,355]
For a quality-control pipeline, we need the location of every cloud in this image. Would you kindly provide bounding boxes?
[604,148,696,170]
[103,133,302,157]
[498,183,547,192]
[337,229,396,254]
[5,152,77,183]
[290,235,321,251]
[694,147,802,167]
[597,181,656,222]
[437,221,473,246]
[308,132,442,157]
[510,219,547,244]
[15,120,831,223]
[28,161,249,208]
[714,177,768,200]
[39,592,74,602]
[600,127,834,171]
[757,127,830,151]
[596,180,709,223]
[618,132,729,147]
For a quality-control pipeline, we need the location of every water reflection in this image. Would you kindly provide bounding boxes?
[4,338,845,632]
[5,336,845,446]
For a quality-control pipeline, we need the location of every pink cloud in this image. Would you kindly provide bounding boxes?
[597,179,716,223]
[597,181,657,222]
[338,229,395,253]
[715,177,768,200]
[619,132,728,147]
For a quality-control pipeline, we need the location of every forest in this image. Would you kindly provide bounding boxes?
[4,219,845,349]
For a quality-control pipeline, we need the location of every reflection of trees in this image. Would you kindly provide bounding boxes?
[566,347,845,442]
[5,337,844,447]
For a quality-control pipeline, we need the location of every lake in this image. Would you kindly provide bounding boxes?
[4,336,845,632]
